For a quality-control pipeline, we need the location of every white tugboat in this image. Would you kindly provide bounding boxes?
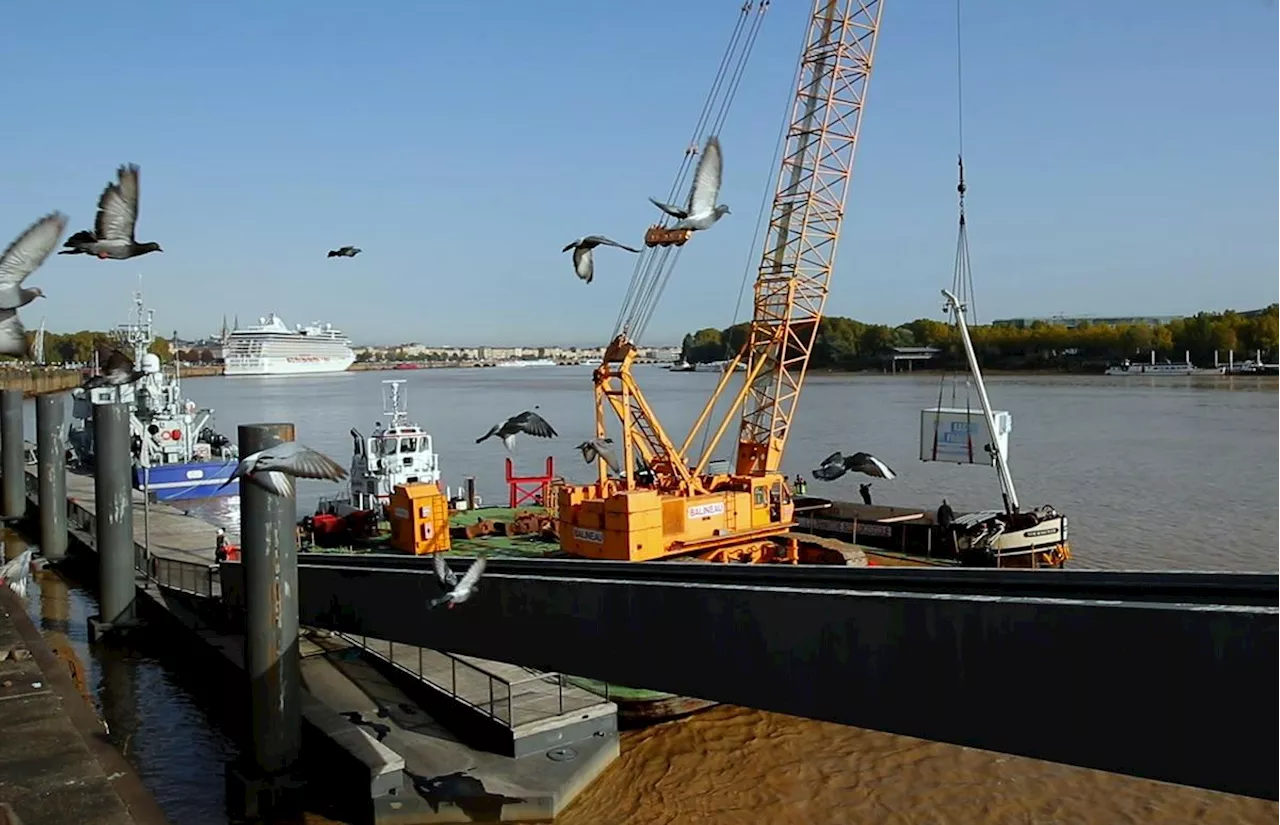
[313,379,479,518]
[68,289,239,501]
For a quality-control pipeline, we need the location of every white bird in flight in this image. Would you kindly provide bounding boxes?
[431,553,487,609]
[219,440,348,497]
[0,212,68,357]
[648,135,730,232]
[561,235,642,284]
[476,409,558,452]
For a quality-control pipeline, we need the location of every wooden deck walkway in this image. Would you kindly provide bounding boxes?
[25,467,220,565]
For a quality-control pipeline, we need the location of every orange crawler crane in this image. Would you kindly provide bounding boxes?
[558,0,885,564]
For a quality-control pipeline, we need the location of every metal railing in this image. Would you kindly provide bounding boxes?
[337,633,609,729]
[149,556,220,598]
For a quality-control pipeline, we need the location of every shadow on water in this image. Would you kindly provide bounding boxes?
[4,530,356,825]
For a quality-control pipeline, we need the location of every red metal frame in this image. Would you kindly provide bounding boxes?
[505,457,555,508]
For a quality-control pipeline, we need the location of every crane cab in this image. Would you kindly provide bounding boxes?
[644,226,694,248]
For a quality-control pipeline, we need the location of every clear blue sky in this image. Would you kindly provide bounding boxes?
[1,1,1275,347]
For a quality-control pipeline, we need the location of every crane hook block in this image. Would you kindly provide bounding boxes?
[644,226,694,248]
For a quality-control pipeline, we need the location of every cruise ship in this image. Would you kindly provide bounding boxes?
[223,313,356,376]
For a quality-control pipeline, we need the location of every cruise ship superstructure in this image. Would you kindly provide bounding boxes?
[223,313,356,376]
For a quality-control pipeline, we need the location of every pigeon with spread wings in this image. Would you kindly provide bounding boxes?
[0,212,68,357]
[82,348,145,390]
[430,554,487,609]
[648,136,730,232]
[812,451,896,482]
[218,440,347,498]
[562,235,642,284]
[475,409,558,451]
[59,164,162,260]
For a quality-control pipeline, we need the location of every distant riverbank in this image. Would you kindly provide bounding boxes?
[0,367,80,396]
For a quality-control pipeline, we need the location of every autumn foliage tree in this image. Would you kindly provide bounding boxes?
[681,304,1279,371]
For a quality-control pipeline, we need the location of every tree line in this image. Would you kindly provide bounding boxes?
[3,330,173,364]
[680,304,1279,371]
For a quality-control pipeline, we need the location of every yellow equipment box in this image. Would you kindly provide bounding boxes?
[389,483,452,555]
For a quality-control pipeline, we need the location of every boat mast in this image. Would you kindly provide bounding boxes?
[942,289,1019,514]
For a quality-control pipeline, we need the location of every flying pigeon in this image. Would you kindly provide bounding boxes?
[430,553,487,609]
[648,135,730,232]
[59,164,162,260]
[327,246,361,258]
[576,436,650,477]
[218,440,348,497]
[0,212,67,313]
[82,348,145,390]
[812,451,897,482]
[561,236,642,284]
[475,409,558,451]
[577,437,621,473]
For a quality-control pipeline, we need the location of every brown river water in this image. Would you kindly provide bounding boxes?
[10,369,1278,824]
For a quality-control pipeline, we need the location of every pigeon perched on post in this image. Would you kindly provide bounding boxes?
[812,451,897,482]
[648,136,730,232]
[430,553,487,609]
[327,246,361,258]
[82,348,146,390]
[0,212,68,357]
[561,236,642,284]
[59,164,162,260]
[475,409,557,451]
[218,440,348,497]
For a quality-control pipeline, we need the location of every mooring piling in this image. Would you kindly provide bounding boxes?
[0,389,26,521]
[36,393,68,561]
[226,422,304,822]
[87,400,137,641]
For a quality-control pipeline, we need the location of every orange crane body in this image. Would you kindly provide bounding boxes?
[558,0,885,564]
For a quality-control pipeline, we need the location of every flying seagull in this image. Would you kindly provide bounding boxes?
[430,553,487,609]
[82,348,146,390]
[0,548,34,600]
[648,135,730,232]
[0,212,68,357]
[218,440,348,497]
[59,164,162,260]
[812,451,897,482]
[327,246,361,258]
[561,236,642,284]
[475,409,558,451]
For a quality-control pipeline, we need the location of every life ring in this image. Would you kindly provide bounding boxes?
[161,431,172,441]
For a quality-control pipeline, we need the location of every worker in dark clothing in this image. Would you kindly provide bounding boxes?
[937,499,955,529]
[214,528,228,563]
[858,483,873,506]
[937,499,956,557]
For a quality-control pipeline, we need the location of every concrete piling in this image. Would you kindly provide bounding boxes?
[36,393,68,561]
[0,389,25,521]
[87,401,137,640]
[226,422,303,822]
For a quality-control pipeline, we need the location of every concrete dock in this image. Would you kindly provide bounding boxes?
[0,583,170,825]
[23,466,620,822]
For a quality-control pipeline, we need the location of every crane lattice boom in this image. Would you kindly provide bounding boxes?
[735,0,883,476]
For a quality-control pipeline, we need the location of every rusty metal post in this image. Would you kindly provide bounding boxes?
[465,476,476,510]
[36,393,68,561]
[88,401,136,641]
[226,423,302,822]
[1,389,25,521]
